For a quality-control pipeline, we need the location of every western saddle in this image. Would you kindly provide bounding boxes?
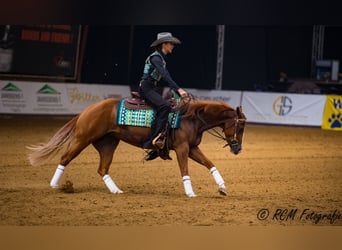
[123,91,179,110]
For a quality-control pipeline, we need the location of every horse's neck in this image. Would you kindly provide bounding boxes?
[196,103,235,132]
[198,114,224,132]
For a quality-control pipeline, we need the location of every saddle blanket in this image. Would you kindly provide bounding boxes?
[116,99,181,128]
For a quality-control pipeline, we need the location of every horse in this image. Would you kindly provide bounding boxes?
[27,96,246,197]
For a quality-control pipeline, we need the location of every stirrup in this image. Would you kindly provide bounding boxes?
[152,133,166,149]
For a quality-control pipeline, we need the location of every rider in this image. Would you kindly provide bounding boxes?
[139,32,188,149]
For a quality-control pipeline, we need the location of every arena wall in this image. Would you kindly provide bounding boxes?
[0,80,341,129]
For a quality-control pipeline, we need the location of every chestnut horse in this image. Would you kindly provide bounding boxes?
[27,97,246,197]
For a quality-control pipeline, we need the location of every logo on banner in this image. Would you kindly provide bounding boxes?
[1,82,24,99]
[67,87,101,104]
[0,82,26,112]
[194,95,231,103]
[36,84,61,103]
[322,96,342,130]
[273,96,292,116]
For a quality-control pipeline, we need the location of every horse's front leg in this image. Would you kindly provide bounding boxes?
[174,143,196,197]
[189,146,227,196]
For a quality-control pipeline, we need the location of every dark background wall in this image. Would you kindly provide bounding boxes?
[324,26,342,62]
[81,25,217,90]
[223,26,268,90]
[80,26,131,84]
[80,25,342,91]
[222,26,313,90]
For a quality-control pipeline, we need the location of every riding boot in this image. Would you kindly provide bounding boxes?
[144,123,172,161]
[144,150,160,161]
[152,122,168,148]
[142,122,167,149]
[142,104,171,149]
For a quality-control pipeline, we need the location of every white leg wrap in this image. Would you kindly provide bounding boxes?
[50,164,65,188]
[103,174,123,194]
[182,175,196,197]
[210,167,225,188]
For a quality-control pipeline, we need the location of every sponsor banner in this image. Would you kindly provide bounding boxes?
[165,88,242,108]
[0,81,131,115]
[242,91,326,126]
[321,95,342,131]
[64,84,130,113]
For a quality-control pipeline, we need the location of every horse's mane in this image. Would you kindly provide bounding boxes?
[180,99,235,120]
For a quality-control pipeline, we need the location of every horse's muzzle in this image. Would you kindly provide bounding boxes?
[229,140,242,155]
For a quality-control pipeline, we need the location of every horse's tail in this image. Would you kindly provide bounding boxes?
[27,115,79,166]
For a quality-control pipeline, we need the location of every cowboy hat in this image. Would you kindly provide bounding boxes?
[150,32,181,47]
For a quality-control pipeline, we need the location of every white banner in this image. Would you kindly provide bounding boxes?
[175,88,242,108]
[241,91,326,126]
[0,81,131,114]
[1,81,328,127]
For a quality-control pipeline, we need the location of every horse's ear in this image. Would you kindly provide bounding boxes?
[236,106,242,115]
[236,106,247,120]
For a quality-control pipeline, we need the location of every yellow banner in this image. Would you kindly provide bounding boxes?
[321,95,342,130]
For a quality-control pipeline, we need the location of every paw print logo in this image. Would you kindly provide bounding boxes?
[328,113,342,128]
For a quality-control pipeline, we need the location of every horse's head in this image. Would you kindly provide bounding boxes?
[222,106,247,155]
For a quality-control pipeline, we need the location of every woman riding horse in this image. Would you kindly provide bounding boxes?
[27,98,246,197]
[139,32,188,150]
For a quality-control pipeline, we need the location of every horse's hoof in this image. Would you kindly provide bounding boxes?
[112,189,123,194]
[218,187,227,196]
[187,193,197,198]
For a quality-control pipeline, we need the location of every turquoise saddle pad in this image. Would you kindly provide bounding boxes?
[116,99,181,128]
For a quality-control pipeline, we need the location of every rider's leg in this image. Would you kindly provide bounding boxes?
[140,89,171,149]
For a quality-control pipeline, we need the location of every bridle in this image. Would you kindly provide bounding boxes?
[207,116,246,148]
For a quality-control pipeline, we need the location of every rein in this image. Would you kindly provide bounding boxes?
[207,117,245,148]
[174,96,245,149]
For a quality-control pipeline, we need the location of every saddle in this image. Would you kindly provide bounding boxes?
[123,91,178,110]
[122,90,181,161]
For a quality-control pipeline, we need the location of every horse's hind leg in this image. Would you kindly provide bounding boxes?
[50,139,90,188]
[92,133,122,194]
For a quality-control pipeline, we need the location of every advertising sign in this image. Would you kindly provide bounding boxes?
[0,81,131,115]
[321,95,342,130]
[242,92,326,126]
[176,88,243,108]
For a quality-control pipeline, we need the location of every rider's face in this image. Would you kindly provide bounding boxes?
[162,42,175,54]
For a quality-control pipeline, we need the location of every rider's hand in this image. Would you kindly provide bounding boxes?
[178,88,188,98]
